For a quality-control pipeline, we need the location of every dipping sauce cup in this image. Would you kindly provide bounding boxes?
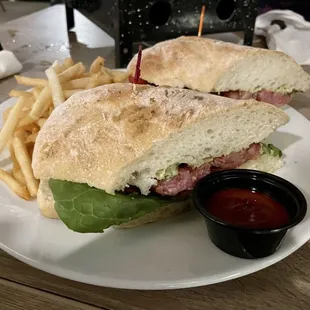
[192,169,307,259]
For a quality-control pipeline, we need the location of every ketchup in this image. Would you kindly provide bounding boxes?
[205,188,290,229]
[128,75,148,84]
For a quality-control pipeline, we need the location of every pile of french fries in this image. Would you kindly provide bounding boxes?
[0,56,128,200]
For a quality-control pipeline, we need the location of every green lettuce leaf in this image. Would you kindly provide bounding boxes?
[49,179,177,233]
[261,143,282,157]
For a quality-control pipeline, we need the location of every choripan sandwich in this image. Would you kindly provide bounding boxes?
[32,83,289,233]
[127,36,310,107]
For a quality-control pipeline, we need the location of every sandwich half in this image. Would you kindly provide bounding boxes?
[127,36,310,107]
[32,83,289,233]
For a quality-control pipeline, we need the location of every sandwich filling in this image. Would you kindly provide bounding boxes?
[128,76,292,107]
[48,143,282,233]
[151,143,281,196]
[220,90,291,107]
[153,144,260,196]
[125,143,281,197]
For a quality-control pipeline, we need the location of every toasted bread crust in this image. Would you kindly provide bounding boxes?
[127,36,310,93]
[32,83,289,194]
[32,83,288,194]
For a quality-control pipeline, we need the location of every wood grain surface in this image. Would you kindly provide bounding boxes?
[1,246,310,310]
[1,5,310,310]
[0,278,101,310]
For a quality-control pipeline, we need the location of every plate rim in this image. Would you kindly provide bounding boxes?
[1,239,305,290]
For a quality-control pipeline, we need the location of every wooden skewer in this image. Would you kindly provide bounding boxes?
[198,5,206,37]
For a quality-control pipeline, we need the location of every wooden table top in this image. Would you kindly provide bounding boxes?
[1,5,310,310]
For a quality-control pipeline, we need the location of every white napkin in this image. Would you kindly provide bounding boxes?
[0,50,23,79]
[255,10,310,65]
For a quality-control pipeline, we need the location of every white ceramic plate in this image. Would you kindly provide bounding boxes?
[1,96,310,290]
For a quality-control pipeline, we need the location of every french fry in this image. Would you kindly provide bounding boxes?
[63,57,74,69]
[90,56,105,74]
[13,131,39,197]
[9,90,33,98]
[25,132,38,144]
[27,143,34,159]
[42,105,54,118]
[19,108,32,120]
[48,105,54,115]
[110,70,129,83]
[63,89,84,99]
[62,77,90,90]
[52,60,63,74]
[101,67,113,78]
[8,140,20,172]
[0,96,27,153]
[32,87,43,101]
[12,168,27,186]
[37,118,47,128]
[0,168,31,200]
[17,115,36,129]
[46,66,65,107]
[77,63,86,76]
[32,126,39,134]
[21,97,34,110]
[86,73,112,89]
[15,75,48,88]
[86,78,99,89]
[42,110,50,118]
[58,62,85,83]
[3,107,12,123]
[18,123,39,133]
[30,86,52,120]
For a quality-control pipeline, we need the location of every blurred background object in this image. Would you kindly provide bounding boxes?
[62,0,310,66]
[1,0,310,67]
[0,1,6,13]
[255,10,310,65]
[0,1,48,22]
[64,0,260,67]
[259,1,310,21]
